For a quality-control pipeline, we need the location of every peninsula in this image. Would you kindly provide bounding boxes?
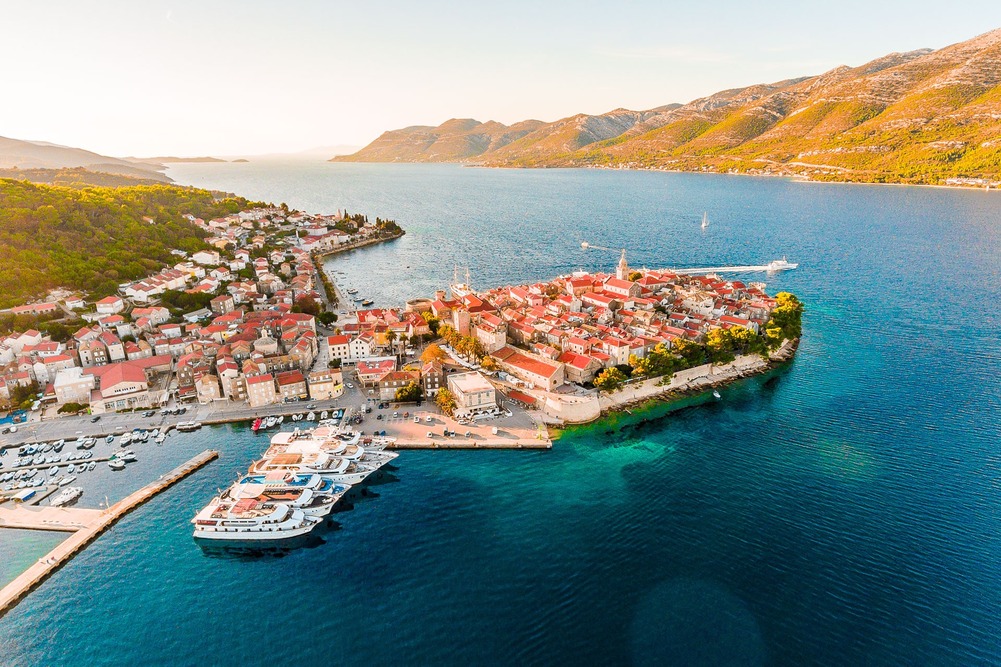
[334,27,1001,189]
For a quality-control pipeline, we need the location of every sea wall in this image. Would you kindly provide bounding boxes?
[542,393,601,424]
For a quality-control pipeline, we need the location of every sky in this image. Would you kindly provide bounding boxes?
[4,0,1001,157]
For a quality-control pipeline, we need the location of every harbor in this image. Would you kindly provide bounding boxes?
[0,449,218,618]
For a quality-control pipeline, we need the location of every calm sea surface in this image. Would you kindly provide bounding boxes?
[1,162,999,666]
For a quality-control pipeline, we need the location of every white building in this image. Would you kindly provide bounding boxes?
[446,371,497,419]
[53,367,96,405]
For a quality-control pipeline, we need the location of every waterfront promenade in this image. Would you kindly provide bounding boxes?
[0,449,218,618]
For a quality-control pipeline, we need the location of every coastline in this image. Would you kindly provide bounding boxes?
[542,339,798,437]
[313,230,405,262]
[449,161,999,192]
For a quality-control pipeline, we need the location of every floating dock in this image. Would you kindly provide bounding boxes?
[0,449,218,619]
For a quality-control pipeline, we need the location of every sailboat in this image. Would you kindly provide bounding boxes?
[701,212,709,230]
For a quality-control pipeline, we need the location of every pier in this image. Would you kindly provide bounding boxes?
[0,449,219,619]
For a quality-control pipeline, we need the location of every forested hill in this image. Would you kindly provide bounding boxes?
[0,180,251,308]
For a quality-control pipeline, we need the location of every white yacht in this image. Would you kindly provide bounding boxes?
[766,257,798,271]
[50,486,83,507]
[191,498,320,541]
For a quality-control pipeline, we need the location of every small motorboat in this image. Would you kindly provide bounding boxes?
[108,459,126,471]
[712,389,721,399]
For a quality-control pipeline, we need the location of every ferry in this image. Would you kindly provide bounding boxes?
[50,486,83,507]
[191,498,321,541]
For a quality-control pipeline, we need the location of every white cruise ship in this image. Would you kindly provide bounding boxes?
[222,482,338,517]
[248,451,380,485]
[269,429,399,464]
[192,498,320,541]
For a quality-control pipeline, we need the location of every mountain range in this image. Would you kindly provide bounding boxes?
[333,28,1001,186]
[0,136,173,182]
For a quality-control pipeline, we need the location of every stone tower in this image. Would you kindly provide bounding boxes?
[616,249,628,280]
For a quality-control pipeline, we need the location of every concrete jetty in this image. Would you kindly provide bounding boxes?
[0,505,104,531]
[0,449,219,619]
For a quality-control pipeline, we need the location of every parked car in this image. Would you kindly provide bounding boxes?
[377,414,383,420]
[413,416,420,423]
[425,415,433,423]
[426,431,435,438]
[90,416,101,423]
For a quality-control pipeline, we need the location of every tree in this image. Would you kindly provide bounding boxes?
[481,355,499,372]
[318,311,337,326]
[58,402,87,414]
[629,343,675,379]
[292,294,320,316]
[9,381,39,407]
[394,381,423,403]
[706,328,736,364]
[628,270,643,282]
[673,339,706,369]
[594,367,627,393]
[421,343,448,364]
[435,387,457,416]
[420,311,441,335]
[765,292,804,347]
[328,358,342,369]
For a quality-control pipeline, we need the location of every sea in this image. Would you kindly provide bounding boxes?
[1,162,999,666]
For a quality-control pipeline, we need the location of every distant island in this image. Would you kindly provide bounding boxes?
[334,27,1001,188]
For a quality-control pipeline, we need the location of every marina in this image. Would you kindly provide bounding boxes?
[0,449,218,618]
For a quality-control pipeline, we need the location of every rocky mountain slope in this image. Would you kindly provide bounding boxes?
[335,28,1001,185]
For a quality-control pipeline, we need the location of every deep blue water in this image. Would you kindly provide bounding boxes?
[1,162,999,666]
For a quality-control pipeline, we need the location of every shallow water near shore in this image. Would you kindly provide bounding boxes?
[1,163,999,666]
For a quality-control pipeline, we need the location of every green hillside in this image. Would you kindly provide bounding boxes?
[0,180,252,308]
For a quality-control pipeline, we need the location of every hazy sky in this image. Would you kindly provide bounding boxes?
[5,1,1001,156]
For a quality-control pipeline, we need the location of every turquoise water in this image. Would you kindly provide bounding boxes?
[1,163,999,666]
